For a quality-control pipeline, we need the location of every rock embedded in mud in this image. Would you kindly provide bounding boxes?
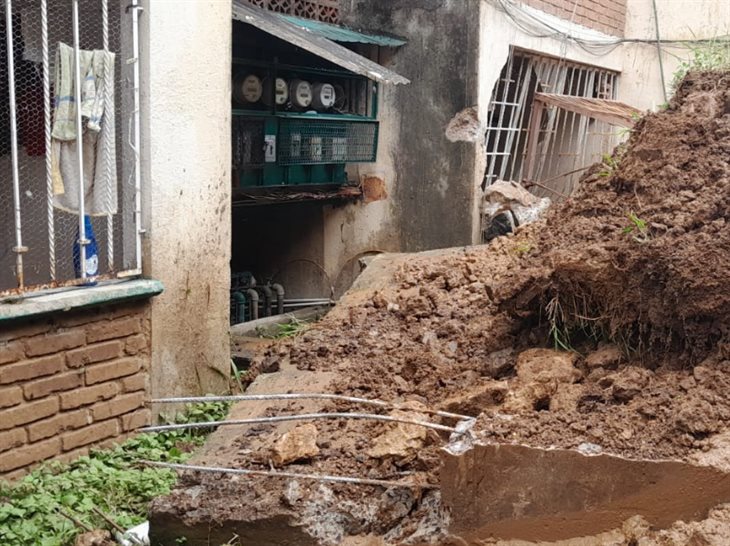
[675,398,720,436]
[610,367,653,403]
[369,403,429,460]
[515,348,581,384]
[549,383,585,412]
[441,381,509,416]
[481,348,515,379]
[271,423,320,466]
[585,344,623,369]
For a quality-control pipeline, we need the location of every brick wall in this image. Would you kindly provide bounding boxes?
[523,0,627,37]
[0,300,151,480]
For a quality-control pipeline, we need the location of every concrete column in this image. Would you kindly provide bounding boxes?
[140,0,232,398]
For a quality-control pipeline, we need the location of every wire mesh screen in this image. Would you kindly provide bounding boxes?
[0,0,136,295]
[278,118,377,165]
[484,49,620,198]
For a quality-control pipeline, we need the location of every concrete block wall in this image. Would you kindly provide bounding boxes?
[0,301,151,480]
[524,0,627,36]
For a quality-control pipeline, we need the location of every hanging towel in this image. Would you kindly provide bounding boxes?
[52,42,117,216]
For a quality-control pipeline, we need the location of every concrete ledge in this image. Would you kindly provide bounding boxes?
[0,279,164,323]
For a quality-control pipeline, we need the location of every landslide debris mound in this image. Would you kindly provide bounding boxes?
[502,71,730,365]
[151,72,730,545]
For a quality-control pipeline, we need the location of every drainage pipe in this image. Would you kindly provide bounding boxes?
[260,285,274,317]
[245,289,259,321]
[271,283,285,315]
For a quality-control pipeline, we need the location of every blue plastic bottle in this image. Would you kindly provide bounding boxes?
[73,215,99,284]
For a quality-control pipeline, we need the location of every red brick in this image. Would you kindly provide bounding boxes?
[0,428,27,453]
[91,392,146,421]
[66,340,124,368]
[0,386,23,409]
[59,382,120,410]
[0,397,59,430]
[0,437,61,472]
[28,410,90,442]
[86,317,142,344]
[0,354,65,385]
[24,330,85,357]
[0,321,52,343]
[0,341,24,365]
[23,371,84,401]
[85,357,142,385]
[124,334,148,356]
[61,420,119,451]
[120,409,151,432]
[121,373,147,393]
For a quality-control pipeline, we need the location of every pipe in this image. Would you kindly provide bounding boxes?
[231,291,246,325]
[652,0,668,104]
[260,285,274,317]
[101,0,114,272]
[245,288,259,321]
[130,0,143,271]
[72,0,87,279]
[271,283,285,315]
[5,0,26,288]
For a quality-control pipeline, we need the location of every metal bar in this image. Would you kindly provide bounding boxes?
[5,0,25,288]
[485,51,514,186]
[151,393,472,421]
[142,461,437,490]
[72,0,87,279]
[499,56,529,181]
[131,0,142,271]
[508,56,534,180]
[139,412,459,435]
[42,0,54,281]
[102,0,114,273]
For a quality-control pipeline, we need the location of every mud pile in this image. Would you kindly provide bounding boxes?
[151,72,730,545]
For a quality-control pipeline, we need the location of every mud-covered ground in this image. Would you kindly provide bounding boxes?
[151,72,730,545]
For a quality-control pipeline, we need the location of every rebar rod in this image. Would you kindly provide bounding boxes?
[150,393,471,421]
[139,412,459,435]
[141,461,437,489]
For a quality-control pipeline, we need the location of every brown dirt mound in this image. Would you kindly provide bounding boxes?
[152,72,730,545]
[501,71,730,365]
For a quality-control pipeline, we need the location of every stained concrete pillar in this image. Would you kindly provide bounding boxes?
[139,0,232,398]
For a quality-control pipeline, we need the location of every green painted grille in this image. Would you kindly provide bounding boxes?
[278,118,378,165]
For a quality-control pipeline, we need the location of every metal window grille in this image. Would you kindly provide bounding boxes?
[246,0,340,24]
[0,0,141,296]
[484,48,620,198]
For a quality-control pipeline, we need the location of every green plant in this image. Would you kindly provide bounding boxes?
[513,241,533,255]
[670,37,730,93]
[546,296,574,352]
[257,316,310,339]
[597,153,620,178]
[0,402,230,546]
[622,212,650,243]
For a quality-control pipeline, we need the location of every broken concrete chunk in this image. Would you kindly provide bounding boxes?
[515,348,581,384]
[271,423,320,466]
[369,402,428,460]
[481,348,515,379]
[585,344,623,369]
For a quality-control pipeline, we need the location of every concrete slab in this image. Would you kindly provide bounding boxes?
[440,442,730,542]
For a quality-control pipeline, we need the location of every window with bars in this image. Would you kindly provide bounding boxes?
[246,0,340,24]
[0,0,141,297]
[484,48,620,199]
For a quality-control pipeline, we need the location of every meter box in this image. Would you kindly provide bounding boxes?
[231,58,380,188]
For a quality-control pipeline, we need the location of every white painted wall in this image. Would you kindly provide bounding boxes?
[140,0,231,399]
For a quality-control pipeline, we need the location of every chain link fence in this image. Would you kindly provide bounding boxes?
[0,0,139,296]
